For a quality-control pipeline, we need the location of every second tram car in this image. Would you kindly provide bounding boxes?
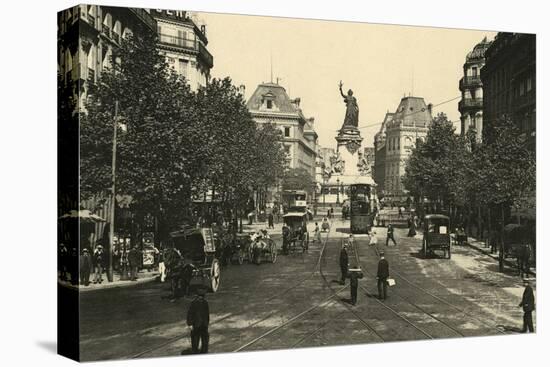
[349,181,376,234]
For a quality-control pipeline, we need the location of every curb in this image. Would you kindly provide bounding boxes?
[462,239,536,277]
[58,274,159,293]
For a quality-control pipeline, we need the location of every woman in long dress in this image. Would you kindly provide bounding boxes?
[339,81,359,128]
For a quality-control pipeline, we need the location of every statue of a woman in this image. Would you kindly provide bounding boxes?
[339,80,359,129]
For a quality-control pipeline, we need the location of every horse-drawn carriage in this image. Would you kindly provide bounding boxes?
[282,213,309,254]
[249,230,278,265]
[499,223,533,274]
[166,226,221,297]
[422,214,451,259]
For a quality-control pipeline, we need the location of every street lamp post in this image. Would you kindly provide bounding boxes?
[107,101,119,283]
[336,177,340,204]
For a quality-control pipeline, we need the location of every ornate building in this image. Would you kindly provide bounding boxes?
[459,37,492,141]
[384,97,432,201]
[58,5,157,111]
[373,112,393,196]
[481,32,536,150]
[151,9,213,91]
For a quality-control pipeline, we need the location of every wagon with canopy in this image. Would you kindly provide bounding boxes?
[282,212,309,254]
[168,226,221,293]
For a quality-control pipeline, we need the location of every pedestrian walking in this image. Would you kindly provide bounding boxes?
[247,211,254,225]
[407,217,416,237]
[314,222,321,243]
[92,245,105,284]
[128,245,141,281]
[268,212,274,229]
[519,279,535,333]
[330,207,334,218]
[186,286,210,354]
[59,242,68,281]
[79,248,92,286]
[386,224,397,246]
[327,209,331,220]
[377,251,389,300]
[519,244,531,278]
[339,243,349,285]
[158,249,167,283]
[398,206,403,219]
[348,268,363,305]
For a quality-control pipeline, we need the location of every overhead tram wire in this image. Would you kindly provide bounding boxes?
[333,95,463,132]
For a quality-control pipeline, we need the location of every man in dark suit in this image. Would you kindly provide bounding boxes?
[377,251,389,300]
[186,286,210,353]
[519,279,535,333]
[339,243,349,285]
[348,268,363,305]
[386,224,397,246]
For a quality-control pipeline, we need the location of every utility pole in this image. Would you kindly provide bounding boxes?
[108,101,119,282]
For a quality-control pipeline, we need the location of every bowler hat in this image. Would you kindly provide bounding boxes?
[196,286,208,296]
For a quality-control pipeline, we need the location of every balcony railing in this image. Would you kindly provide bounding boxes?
[459,98,483,110]
[460,75,482,88]
[88,67,95,82]
[101,24,112,38]
[199,42,214,68]
[158,34,197,50]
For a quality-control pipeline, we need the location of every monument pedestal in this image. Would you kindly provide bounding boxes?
[335,126,363,177]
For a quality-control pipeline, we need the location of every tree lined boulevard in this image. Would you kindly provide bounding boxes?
[78,219,531,361]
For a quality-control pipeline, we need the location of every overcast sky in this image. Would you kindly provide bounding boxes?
[198,11,496,149]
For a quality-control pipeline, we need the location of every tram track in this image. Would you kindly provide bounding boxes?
[347,239,464,338]
[368,244,509,336]
[132,226,336,358]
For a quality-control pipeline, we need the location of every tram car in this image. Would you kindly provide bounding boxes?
[169,226,221,293]
[349,178,377,234]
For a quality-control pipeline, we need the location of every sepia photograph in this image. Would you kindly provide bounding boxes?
[56,4,536,362]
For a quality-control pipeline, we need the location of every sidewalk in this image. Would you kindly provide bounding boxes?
[58,269,159,292]
[457,235,536,277]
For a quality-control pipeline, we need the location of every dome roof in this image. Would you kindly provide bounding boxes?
[466,37,492,61]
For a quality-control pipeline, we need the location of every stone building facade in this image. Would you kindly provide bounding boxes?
[151,9,213,91]
[459,37,492,141]
[481,32,536,150]
[383,97,432,201]
[247,82,318,180]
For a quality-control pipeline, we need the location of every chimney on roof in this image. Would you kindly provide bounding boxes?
[238,84,246,99]
[427,103,433,115]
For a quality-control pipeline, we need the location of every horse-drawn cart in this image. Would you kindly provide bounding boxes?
[250,231,277,265]
[282,213,309,254]
[168,226,221,293]
[499,224,533,274]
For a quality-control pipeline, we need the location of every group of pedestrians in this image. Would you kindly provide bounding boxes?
[78,245,106,286]
[339,236,391,305]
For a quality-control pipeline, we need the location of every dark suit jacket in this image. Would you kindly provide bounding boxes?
[339,248,348,268]
[377,259,389,279]
[520,285,535,312]
[187,296,210,328]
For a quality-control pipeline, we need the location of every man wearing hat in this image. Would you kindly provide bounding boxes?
[348,268,364,305]
[92,245,105,284]
[128,245,141,281]
[339,242,349,285]
[79,248,92,286]
[519,279,535,333]
[186,286,210,354]
[377,251,389,300]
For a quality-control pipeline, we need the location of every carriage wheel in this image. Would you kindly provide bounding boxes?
[210,259,221,292]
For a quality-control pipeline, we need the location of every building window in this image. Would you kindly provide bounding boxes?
[284,127,290,137]
[472,66,478,77]
[179,59,188,77]
[267,100,273,109]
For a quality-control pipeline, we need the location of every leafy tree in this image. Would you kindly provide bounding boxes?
[282,167,314,191]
